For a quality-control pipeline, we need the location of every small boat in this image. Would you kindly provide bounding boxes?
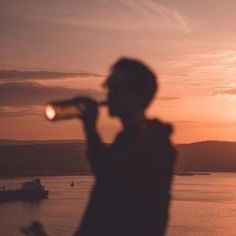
[193,172,212,176]
[0,178,49,203]
[175,172,195,176]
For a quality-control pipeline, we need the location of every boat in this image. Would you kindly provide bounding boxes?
[175,172,195,176]
[0,178,49,203]
[193,172,212,176]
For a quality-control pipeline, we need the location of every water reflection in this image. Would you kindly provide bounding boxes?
[1,174,236,236]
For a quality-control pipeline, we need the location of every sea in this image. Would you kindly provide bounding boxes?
[1,173,236,236]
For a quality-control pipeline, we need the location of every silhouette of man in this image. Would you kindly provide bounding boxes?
[74,58,177,236]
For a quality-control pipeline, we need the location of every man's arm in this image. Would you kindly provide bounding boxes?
[83,121,110,177]
[77,97,110,177]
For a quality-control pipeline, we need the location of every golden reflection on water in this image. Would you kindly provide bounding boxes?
[1,174,236,236]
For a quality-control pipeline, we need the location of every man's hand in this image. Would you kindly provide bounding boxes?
[74,97,98,128]
[20,221,49,236]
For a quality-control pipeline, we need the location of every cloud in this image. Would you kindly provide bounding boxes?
[0,105,41,118]
[120,0,190,32]
[0,82,105,107]
[158,96,180,101]
[2,1,190,33]
[174,120,236,128]
[0,70,102,81]
[0,81,179,117]
[214,88,236,95]
[160,50,236,91]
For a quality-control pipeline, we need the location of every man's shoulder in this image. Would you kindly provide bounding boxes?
[113,119,174,144]
[144,119,174,138]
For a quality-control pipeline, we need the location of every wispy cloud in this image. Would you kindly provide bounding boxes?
[0,82,104,107]
[120,0,190,32]
[175,120,236,128]
[1,0,190,33]
[0,105,41,118]
[158,96,180,101]
[160,50,236,88]
[214,87,236,95]
[0,81,179,117]
[0,70,102,81]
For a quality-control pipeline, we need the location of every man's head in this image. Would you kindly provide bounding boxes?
[104,58,158,118]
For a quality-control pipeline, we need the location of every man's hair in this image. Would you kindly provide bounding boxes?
[109,58,158,107]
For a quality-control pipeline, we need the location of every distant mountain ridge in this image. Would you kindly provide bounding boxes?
[0,140,236,176]
[176,140,236,172]
[0,141,90,176]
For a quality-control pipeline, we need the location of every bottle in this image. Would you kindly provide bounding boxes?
[45,97,106,121]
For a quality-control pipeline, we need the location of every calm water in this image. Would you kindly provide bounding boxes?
[1,174,236,236]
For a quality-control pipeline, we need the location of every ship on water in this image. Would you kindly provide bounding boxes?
[0,178,49,203]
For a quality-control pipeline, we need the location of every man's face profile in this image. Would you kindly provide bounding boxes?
[105,69,133,117]
[104,69,145,118]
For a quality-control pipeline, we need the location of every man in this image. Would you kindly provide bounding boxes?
[75,58,177,236]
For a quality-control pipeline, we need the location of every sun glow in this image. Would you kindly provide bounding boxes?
[45,105,56,121]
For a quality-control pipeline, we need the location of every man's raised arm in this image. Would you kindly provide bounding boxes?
[77,97,110,177]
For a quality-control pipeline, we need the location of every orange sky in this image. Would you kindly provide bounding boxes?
[1,1,236,144]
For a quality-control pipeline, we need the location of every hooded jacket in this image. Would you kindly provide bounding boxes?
[76,119,177,236]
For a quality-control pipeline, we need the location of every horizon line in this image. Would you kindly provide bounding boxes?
[0,138,235,145]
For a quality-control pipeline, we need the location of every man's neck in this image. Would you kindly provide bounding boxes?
[121,112,146,129]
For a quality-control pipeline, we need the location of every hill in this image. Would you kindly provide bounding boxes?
[176,141,236,172]
[0,140,236,176]
[0,141,90,176]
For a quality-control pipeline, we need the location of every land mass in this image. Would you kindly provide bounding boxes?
[0,140,236,176]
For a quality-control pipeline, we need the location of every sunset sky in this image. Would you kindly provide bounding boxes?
[1,0,236,144]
